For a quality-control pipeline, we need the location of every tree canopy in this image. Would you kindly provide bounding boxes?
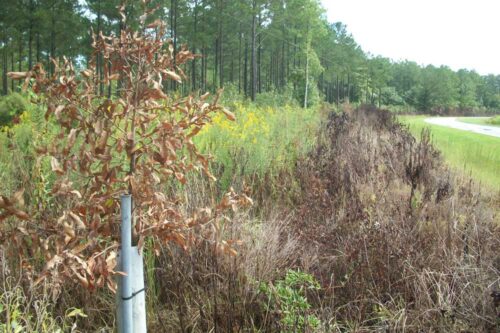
[1,0,500,113]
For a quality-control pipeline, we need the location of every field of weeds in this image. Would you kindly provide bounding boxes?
[1,104,499,332]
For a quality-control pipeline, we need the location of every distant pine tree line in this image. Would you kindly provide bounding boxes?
[1,0,499,112]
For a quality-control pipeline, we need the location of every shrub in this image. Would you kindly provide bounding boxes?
[218,82,247,106]
[0,93,29,127]
[254,84,298,108]
[487,115,500,125]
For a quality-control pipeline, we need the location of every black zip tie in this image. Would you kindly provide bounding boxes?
[122,287,146,301]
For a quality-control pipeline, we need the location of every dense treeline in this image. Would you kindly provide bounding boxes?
[1,0,500,113]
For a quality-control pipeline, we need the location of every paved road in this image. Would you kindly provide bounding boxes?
[424,117,500,138]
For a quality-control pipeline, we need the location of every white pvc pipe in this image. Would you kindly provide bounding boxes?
[131,247,147,332]
[119,194,133,333]
[117,246,147,333]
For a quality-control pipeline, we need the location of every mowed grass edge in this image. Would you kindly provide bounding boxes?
[399,115,500,192]
[457,116,500,127]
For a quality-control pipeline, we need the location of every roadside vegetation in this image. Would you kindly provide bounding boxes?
[1,91,499,332]
[490,115,500,125]
[0,1,499,332]
[458,116,500,127]
[400,115,500,191]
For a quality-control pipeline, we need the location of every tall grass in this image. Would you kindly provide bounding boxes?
[195,101,321,191]
[0,252,90,332]
[293,108,499,331]
[1,96,498,332]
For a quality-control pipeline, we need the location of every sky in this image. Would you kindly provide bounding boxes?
[321,0,500,75]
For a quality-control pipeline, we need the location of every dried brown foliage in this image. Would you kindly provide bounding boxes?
[294,106,499,331]
[149,214,299,332]
[2,4,250,291]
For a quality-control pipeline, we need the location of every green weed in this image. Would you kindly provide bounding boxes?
[0,276,87,332]
[0,93,29,127]
[259,270,321,332]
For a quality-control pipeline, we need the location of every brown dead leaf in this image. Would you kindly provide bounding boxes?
[221,108,236,121]
[51,157,64,175]
[162,70,182,83]
[69,212,86,230]
[7,72,28,79]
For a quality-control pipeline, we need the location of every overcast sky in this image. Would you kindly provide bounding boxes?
[321,0,500,75]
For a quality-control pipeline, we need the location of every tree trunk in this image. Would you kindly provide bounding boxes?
[280,19,286,89]
[230,49,234,83]
[214,38,218,89]
[303,24,310,108]
[96,0,103,95]
[319,73,324,97]
[36,31,40,64]
[28,0,34,70]
[218,0,223,88]
[281,39,285,89]
[116,18,124,97]
[250,0,257,101]
[202,45,207,91]
[11,51,14,92]
[274,53,278,88]
[244,36,248,97]
[347,73,351,103]
[257,12,261,94]
[293,35,297,68]
[170,0,178,91]
[107,60,112,98]
[286,37,290,82]
[18,35,23,73]
[304,49,309,108]
[267,53,271,90]
[378,87,381,108]
[238,28,242,94]
[366,77,369,104]
[191,0,198,91]
[2,39,7,95]
[336,75,340,107]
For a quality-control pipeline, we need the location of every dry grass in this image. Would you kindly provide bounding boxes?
[147,213,301,332]
[139,106,499,332]
[293,106,499,332]
[1,106,498,332]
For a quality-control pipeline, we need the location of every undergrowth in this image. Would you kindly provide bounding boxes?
[0,252,88,332]
[0,101,498,332]
[294,107,499,331]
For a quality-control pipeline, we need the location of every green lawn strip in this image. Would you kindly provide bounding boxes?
[457,117,500,127]
[399,115,500,192]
